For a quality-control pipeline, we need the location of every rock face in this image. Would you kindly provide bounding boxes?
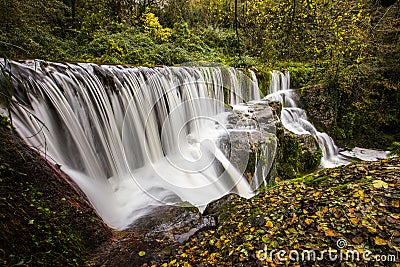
[230,98,322,181]
[275,125,322,179]
[225,100,278,187]
[300,84,335,134]
[222,98,322,184]
[129,205,216,243]
[203,193,246,220]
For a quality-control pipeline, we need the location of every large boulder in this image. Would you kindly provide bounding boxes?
[224,100,278,187]
[129,205,216,243]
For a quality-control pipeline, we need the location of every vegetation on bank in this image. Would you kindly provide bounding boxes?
[0,119,111,266]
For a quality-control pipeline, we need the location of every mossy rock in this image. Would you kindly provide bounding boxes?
[276,126,322,179]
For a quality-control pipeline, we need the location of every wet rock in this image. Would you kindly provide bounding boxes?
[275,124,322,179]
[300,84,335,133]
[298,133,320,151]
[227,100,278,186]
[202,193,247,225]
[224,98,322,182]
[129,205,216,243]
[228,130,251,176]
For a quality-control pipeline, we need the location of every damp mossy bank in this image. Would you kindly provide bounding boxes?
[0,120,111,266]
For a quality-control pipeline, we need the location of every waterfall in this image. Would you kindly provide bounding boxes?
[3,59,266,229]
[266,70,348,168]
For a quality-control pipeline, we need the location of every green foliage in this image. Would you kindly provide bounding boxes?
[389,142,400,157]
[322,67,400,148]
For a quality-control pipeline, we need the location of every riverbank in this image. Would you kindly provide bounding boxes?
[0,120,111,266]
[89,157,400,266]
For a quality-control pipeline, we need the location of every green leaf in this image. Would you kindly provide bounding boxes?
[138,251,146,257]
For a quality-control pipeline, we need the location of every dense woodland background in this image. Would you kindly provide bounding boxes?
[0,0,399,148]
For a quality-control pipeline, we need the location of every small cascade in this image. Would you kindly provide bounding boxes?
[3,59,271,229]
[266,70,348,167]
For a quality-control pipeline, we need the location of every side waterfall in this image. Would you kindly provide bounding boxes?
[266,70,348,167]
[3,59,264,229]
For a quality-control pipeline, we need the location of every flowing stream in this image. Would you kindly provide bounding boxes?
[266,70,349,167]
[4,59,262,229]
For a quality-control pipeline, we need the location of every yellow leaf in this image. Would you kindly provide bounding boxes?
[374,236,387,246]
[353,189,364,198]
[305,218,313,225]
[350,217,359,225]
[325,229,336,237]
[138,251,146,257]
[265,221,273,228]
[362,220,377,233]
[372,180,388,189]
[392,200,400,208]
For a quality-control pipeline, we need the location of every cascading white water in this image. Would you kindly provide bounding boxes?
[4,59,266,229]
[266,70,348,167]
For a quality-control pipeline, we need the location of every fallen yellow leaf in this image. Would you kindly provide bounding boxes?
[374,236,387,246]
[325,229,336,237]
[372,180,388,189]
[265,221,273,228]
[353,189,364,198]
[305,218,313,225]
[138,251,146,257]
[350,217,360,225]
